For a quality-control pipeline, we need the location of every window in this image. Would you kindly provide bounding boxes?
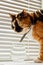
[0,0,42,61]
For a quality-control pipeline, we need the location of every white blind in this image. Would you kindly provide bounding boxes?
[0,0,41,61]
[28,0,41,12]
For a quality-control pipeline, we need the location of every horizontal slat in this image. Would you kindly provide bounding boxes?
[0,37,28,40]
[30,0,41,4]
[0,2,27,8]
[1,0,28,5]
[28,1,41,6]
[0,2,28,9]
[29,6,40,9]
[0,22,10,26]
[12,53,25,56]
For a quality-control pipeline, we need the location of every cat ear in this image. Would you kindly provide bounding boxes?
[9,13,15,18]
[23,9,26,13]
[9,13,16,21]
[22,9,28,16]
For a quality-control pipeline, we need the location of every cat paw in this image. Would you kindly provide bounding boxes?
[34,58,43,63]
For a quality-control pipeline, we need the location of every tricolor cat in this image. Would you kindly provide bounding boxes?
[10,9,43,63]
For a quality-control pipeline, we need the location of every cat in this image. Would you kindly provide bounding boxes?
[9,9,43,63]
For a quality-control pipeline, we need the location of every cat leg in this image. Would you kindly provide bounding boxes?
[39,40,43,61]
[34,39,43,63]
[32,28,43,62]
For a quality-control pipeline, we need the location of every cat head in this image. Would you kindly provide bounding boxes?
[9,10,32,34]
